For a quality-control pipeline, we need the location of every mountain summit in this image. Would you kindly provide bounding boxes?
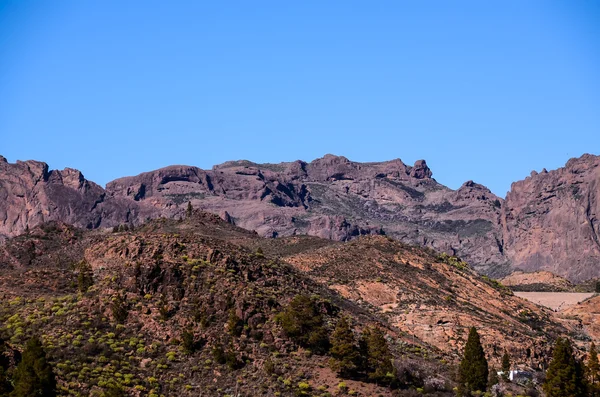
[1,153,599,281]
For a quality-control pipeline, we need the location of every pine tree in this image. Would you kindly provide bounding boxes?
[489,368,499,387]
[589,342,600,388]
[543,337,586,397]
[111,293,128,324]
[181,329,196,355]
[501,351,511,381]
[227,309,244,337]
[458,327,489,395]
[276,295,330,354]
[10,337,56,397]
[0,338,11,396]
[360,327,395,384]
[329,317,360,378]
[212,343,226,364]
[77,260,94,293]
[186,201,193,218]
[0,365,11,396]
[225,343,243,370]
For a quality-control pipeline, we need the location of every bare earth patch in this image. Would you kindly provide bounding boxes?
[514,292,594,311]
[501,271,573,291]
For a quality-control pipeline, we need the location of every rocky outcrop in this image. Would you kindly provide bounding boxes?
[0,158,157,239]
[103,155,505,270]
[2,153,599,281]
[501,154,600,282]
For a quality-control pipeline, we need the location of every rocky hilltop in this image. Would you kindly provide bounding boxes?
[1,153,599,281]
[0,155,156,239]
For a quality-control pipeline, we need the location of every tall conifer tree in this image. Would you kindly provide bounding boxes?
[0,338,12,396]
[329,317,360,378]
[501,351,511,381]
[543,337,586,397]
[458,327,489,395]
[10,337,56,397]
[360,327,394,384]
[589,342,600,387]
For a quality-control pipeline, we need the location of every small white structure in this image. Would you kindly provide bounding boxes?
[497,370,533,383]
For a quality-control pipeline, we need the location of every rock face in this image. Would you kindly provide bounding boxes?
[1,153,599,281]
[0,157,157,240]
[501,154,600,282]
[105,155,505,271]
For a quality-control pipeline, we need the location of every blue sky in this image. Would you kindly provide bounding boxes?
[1,1,598,196]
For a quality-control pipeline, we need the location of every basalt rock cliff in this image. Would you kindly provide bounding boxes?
[501,154,600,281]
[0,155,155,239]
[1,153,599,281]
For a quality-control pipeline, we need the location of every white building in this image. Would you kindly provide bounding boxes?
[497,370,533,383]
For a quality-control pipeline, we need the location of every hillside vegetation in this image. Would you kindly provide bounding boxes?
[0,211,584,396]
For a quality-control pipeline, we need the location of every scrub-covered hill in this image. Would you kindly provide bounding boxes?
[0,210,579,396]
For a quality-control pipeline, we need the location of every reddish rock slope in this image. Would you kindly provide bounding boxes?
[0,155,157,240]
[105,155,505,272]
[501,154,600,281]
[2,152,599,281]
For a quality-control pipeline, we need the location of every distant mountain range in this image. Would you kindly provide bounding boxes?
[1,153,598,281]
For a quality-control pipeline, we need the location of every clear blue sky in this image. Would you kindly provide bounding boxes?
[1,1,598,196]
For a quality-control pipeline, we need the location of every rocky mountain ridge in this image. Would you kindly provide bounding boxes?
[1,153,599,281]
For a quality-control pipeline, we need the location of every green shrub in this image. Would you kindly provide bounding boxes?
[227,310,244,337]
[212,344,226,365]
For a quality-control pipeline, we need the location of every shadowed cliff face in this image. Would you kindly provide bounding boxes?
[0,156,158,240]
[1,153,599,281]
[501,154,600,282]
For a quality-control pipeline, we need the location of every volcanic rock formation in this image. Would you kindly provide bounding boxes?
[1,153,599,281]
[0,156,156,240]
[501,154,600,281]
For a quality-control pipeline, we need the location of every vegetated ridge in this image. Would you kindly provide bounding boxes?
[0,210,578,396]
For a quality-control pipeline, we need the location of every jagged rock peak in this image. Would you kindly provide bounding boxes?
[410,159,432,179]
[460,180,491,191]
[314,153,351,162]
[219,210,234,225]
[503,152,600,282]
[213,159,261,170]
[10,159,50,182]
[565,153,600,173]
[0,156,156,239]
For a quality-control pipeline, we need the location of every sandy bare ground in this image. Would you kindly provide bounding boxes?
[514,292,595,311]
